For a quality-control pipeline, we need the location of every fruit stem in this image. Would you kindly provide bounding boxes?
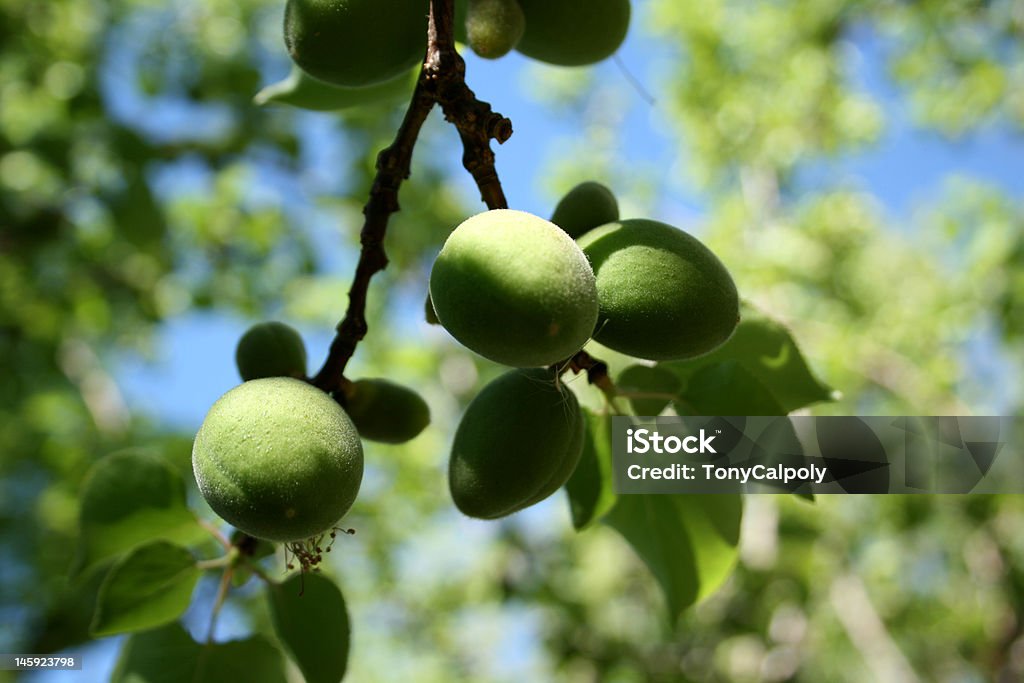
[311,0,513,392]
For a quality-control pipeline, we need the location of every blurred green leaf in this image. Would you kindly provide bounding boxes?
[662,308,832,414]
[268,572,351,683]
[605,495,742,620]
[112,623,287,683]
[74,450,206,576]
[565,410,617,530]
[91,541,199,637]
[616,365,682,416]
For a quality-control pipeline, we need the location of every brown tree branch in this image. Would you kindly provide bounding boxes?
[312,0,512,392]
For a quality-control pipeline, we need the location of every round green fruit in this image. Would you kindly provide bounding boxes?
[192,377,364,542]
[424,293,440,325]
[254,65,416,112]
[342,378,431,444]
[551,181,619,239]
[577,219,739,360]
[429,209,599,367]
[466,0,525,59]
[235,321,307,382]
[284,0,428,87]
[449,368,583,519]
[516,0,630,66]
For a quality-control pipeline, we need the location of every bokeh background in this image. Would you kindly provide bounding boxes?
[3,0,1024,680]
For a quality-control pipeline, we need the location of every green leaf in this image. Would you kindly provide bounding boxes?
[605,495,742,620]
[616,365,682,415]
[75,450,207,576]
[91,541,200,637]
[112,623,287,683]
[675,360,786,416]
[661,307,833,414]
[565,410,617,530]
[268,572,351,683]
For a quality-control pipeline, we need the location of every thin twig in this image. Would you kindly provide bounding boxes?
[555,350,617,402]
[312,0,512,392]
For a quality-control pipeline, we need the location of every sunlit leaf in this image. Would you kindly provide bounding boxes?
[565,410,617,530]
[91,541,200,637]
[662,307,832,414]
[268,572,351,683]
[74,450,206,576]
[616,365,682,416]
[605,495,742,620]
[112,623,287,683]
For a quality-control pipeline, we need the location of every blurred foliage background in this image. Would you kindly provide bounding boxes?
[2,0,1024,681]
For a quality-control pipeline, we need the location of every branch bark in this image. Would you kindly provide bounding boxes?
[312,0,512,392]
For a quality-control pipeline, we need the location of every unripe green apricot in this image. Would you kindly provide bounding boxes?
[192,378,363,542]
[284,0,428,87]
[425,293,440,325]
[449,369,583,519]
[254,65,416,112]
[342,378,430,444]
[577,219,739,360]
[429,209,599,367]
[466,0,525,59]
[551,181,619,239]
[516,0,630,66]
[235,321,307,382]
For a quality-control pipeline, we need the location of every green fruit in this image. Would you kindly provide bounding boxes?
[429,209,599,367]
[192,378,363,542]
[550,181,619,239]
[343,379,431,444]
[466,0,525,59]
[449,368,583,519]
[516,0,630,66]
[425,293,440,325]
[254,65,416,112]
[577,219,739,360]
[284,0,428,87]
[454,0,468,43]
[235,321,307,382]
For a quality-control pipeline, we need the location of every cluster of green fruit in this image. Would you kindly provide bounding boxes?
[254,0,631,111]
[192,322,429,545]
[430,182,740,519]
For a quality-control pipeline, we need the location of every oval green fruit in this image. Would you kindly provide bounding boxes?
[429,209,599,367]
[424,293,440,325]
[254,65,416,112]
[284,0,428,87]
[192,377,364,542]
[235,321,307,382]
[550,181,619,239]
[466,0,525,59]
[516,0,630,66]
[342,378,431,444]
[577,219,740,360]
[449,368,583,519]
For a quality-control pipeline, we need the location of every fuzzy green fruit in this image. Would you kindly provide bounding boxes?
[284,0,428,87]
[551,181,619,239]
[429,209,599,367]
[343,379,430,444]
[254,65,416,112]
[466,0,525,59]
[235,321,307,382]
[516,0,630,66]
[424,293,440,325]
[449,369,583,519]
[192,378,363,542]
[577,219,739,360]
